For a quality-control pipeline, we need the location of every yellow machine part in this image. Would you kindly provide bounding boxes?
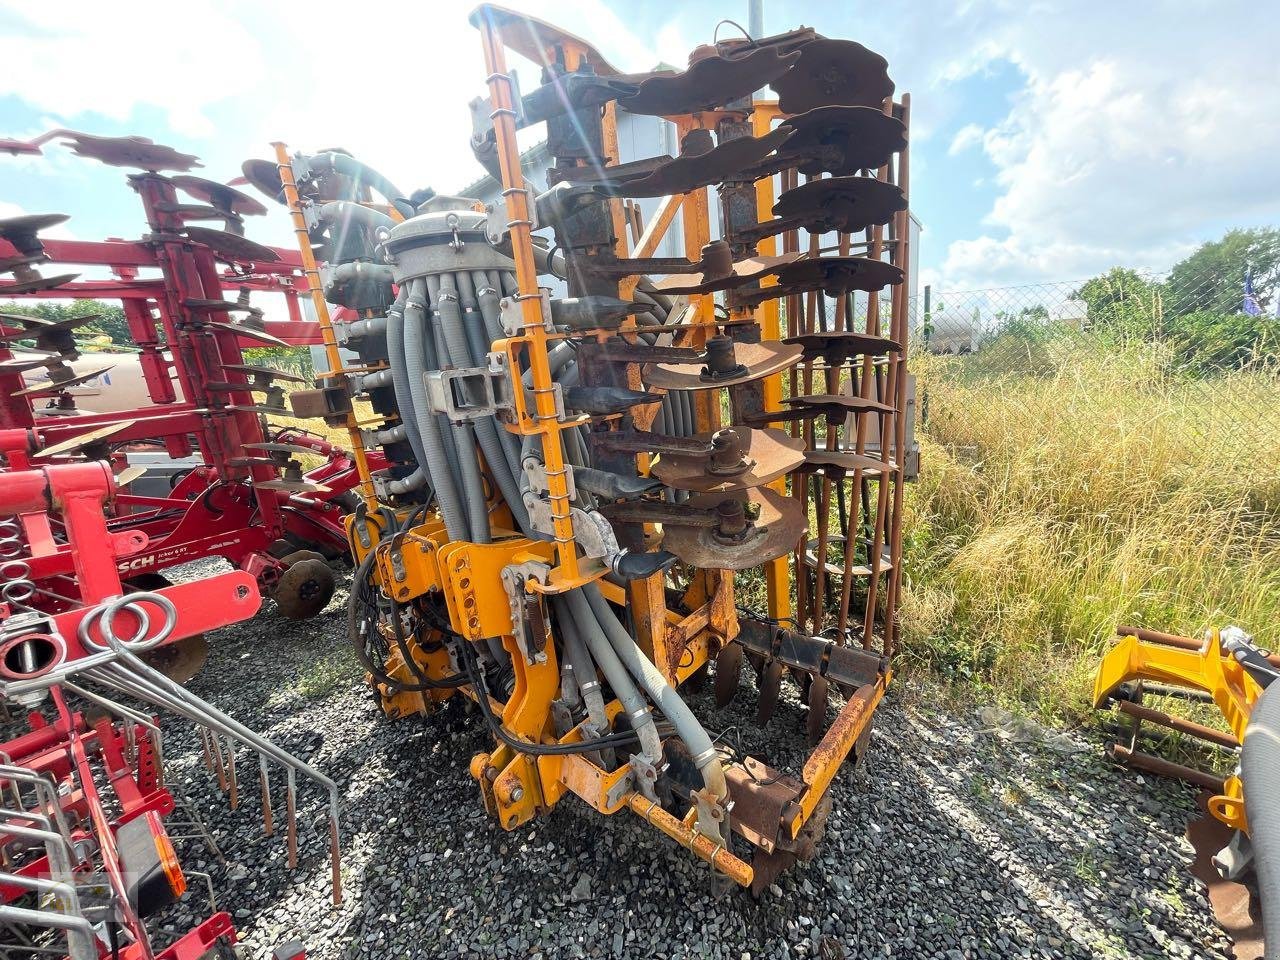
[1093,628,1262,832]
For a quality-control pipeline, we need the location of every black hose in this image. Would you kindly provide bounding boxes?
[459,637,656,756]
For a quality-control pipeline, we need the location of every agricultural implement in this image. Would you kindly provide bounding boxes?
[269,5,912,892]
[0,131,381,658]
[0,459,339,958]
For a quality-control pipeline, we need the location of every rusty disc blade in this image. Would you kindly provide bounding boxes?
[800,448,896,476]
[115,464,148,487]
[651,249,801,296]
[170,174,268,216]
[615,127,791,199]
[57,131,201,171]
[619,46,801,116]
[0,353,70,373]
[653,427,804,493]
[772,38,894,114]
[198,321,288,348]
[771,256,904,297]
[0,314,100,342]
[785,330,901,361]
[38,422,131,457]
[474,4,622,78]
[779,105,907,176]
[806,674,830,745]
[644,340,803,391]
[13,365,114,397]
[240,159,286,203]
[757,659,785,724]
[183,226,280,264]
[789,393,895,415]
[220,363,307,384]
[772,175,905,234]
[141,633,209,684]
[662,486,806,571]
[3,272,80,294]
[714,641,744,708]
[0,213,69,244]
[252,479,331,494]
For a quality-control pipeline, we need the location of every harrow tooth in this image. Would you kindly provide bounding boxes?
[713,640,744,708]
[807,675,831,745]
[260,756,275,836]
[227,738,239,809]
[757,659,785,724]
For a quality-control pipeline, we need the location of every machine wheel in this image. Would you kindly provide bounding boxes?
[126,573,209,684]
[272,551,336,620]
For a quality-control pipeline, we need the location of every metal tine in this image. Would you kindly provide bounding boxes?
[226,738,239,810]
[0,778,92,960]
[62,681,166,787]
[210,729,229,793]
[0,764,73,847]
[713,641,743,708]
[82,649,343,903]
[260,756,275,836]
[757,660,785,724]
[286,766,297,870]
[199,726,216,774]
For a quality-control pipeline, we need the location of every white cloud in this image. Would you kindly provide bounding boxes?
[0,0,673,248]
[842,1,1280,289]
[948,123,984,155]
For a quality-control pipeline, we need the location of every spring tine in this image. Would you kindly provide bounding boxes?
[226,738,238,810]
[210,733,228,793]
[807,675,830,745]
[259,756,274,836]
[286,767,298,870]
[329,801,343,905]
[757,660,784,724]
[713,641,743,708]
[199,727,215,773]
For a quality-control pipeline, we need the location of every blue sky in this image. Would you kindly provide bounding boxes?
[2,1,1278,291]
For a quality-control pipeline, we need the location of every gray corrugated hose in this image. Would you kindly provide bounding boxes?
[1243,680,1280,958]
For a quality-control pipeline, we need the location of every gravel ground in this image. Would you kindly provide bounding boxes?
[138,563,1234,960]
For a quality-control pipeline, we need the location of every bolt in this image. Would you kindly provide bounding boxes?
[509,786,524,802]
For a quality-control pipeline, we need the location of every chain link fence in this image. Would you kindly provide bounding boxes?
[907,270,1280,463]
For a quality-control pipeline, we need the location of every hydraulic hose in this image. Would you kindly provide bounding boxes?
[565,589,663,764]
[404,279,469,541]
[584,584,727,801]
[436,273,491,543]
[309,152,414,218]
[386,290,429,470]
[1243,681,1280,958]
[553,597,609,732]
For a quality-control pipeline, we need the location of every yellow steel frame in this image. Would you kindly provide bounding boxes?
[1094,629,1261,831]
[274,4,904,889]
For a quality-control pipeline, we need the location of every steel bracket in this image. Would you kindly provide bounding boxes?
[629,753,661,802]
[691,786,729,847]
[484,190,537,246]
[423,365,513,421]
[499,288,554,336]
[500,561,552,664]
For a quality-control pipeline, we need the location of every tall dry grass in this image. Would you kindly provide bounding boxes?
[900,336,1280,721]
